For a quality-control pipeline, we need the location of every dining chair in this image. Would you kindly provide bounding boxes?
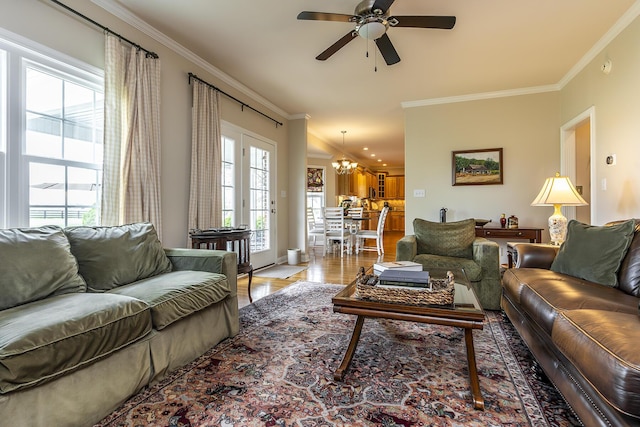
[323,207,349,257]
[356,206,389,256]
[307,207,324,247]
[346,207,364,218]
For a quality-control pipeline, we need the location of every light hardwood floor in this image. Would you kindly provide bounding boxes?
[237,231,404,308]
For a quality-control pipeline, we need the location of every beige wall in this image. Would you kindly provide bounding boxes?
[560,15,640,225]
[1,0,290,252]
[404,13,640,239]
[404,92,561,240]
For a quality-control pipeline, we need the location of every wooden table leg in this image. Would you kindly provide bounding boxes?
[334,315,365,381]
[247,267,254,303]
[464,328,485,410]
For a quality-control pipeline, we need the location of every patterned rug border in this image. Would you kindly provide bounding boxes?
[96,280,577,426]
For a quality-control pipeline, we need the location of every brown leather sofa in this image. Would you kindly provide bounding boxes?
[502,220,640,427]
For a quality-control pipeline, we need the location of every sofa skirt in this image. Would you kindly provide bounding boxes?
[148,294,239,382]
[0,334,152,427]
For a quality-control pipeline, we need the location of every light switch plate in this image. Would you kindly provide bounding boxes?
[413,189,426,198]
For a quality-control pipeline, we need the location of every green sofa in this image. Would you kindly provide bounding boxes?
[396,218,502,310]
[0,222,239,427]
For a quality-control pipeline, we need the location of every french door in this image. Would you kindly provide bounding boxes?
[222,123,276,269]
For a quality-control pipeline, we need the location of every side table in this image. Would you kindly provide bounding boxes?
[190,228,254,302]
[475,226,543,243]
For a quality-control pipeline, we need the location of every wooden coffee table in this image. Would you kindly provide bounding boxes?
[332,267,486,410]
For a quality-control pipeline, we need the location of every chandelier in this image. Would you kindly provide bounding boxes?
[332,130,358,175]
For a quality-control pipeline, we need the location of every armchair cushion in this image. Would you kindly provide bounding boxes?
[413,218,475,259]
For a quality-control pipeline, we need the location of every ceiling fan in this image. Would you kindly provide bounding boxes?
[297,0,456,66]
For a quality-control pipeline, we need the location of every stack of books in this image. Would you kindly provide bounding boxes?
[373,261,422,276]
[377,269,431,290]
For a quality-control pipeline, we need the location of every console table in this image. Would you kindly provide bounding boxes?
[475,226,543,243]
[190,228,254,303]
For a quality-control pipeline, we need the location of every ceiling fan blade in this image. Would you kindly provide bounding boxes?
[297,11,355,22]
[371,0,395,14]
[316,31,357,61]
[375,33,400,65]
[392,16,456,30]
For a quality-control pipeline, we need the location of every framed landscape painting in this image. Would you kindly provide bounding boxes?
[452,148,503,186]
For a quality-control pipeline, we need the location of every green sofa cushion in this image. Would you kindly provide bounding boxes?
[413,218,476,259]
[65,222,172,291]
[109,270,230,330]
[0,293,151,393]
[551,219,635,287]
[0,225,86,311]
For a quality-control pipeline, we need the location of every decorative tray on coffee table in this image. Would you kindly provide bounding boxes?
[354,267,455,306]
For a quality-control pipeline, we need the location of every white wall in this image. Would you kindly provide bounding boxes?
[404,13,640,238]
[404,92,561,239]
[0,0,291,251]
[560,14,640,225]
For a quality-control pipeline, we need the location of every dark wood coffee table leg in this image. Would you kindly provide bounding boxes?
[464,328,485,410]
[334,315,365,381]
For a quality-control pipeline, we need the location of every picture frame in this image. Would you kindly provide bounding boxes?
[452,148,503,186]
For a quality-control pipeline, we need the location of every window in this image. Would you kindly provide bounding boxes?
[306,167,325,220]
[221,135,235,227]
[0,34,103,228]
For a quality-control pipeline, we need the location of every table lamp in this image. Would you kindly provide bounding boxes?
[531,172,588,245]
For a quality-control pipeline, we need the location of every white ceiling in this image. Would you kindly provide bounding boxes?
[104,0,637,168]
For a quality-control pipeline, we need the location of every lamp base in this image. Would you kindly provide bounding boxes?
[548,204,567,245]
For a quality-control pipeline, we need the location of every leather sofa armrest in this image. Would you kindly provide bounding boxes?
[396,235,417,261]
[514,244,559,269]
[164,248,238,295]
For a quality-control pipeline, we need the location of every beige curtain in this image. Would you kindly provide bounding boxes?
[188,80,222,231]
[102,34,163,237]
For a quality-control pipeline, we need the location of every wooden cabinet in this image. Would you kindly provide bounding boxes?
[338,170,379,198]
[377,173,386,198]
[388,211,405,231]
[384,176,405,199]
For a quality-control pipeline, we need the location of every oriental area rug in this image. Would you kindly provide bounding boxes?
[96,281,581,427]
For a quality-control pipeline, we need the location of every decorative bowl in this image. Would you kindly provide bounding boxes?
[475,219,492,227]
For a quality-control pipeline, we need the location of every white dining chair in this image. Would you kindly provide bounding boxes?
[307,207,324,247]
[356,206,390,256]
[323,207,349,257]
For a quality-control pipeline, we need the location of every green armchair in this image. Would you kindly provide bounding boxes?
[396,218,502,310]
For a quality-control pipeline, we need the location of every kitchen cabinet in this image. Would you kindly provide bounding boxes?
[390,212,405,231]
[384,176,405,199]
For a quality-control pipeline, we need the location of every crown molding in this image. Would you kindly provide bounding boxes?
[91,0,290,120]
[558,0,640,88]
[401,84,560,108]
[289,113,311,121]
[404,0,640,108]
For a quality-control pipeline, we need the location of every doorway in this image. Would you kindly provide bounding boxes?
[561,107,595,224]
[222,123,277,269]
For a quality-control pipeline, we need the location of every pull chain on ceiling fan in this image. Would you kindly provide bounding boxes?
[297,0,456,66]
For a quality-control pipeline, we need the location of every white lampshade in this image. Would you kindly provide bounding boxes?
[531,173,587,245]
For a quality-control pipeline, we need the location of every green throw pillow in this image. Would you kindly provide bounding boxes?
[550,219,635,287]
[413,218,475,259]
[0,225,86,310]
[65,222,172,291]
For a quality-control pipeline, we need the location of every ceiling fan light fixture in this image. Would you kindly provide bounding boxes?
[357,21,386,40]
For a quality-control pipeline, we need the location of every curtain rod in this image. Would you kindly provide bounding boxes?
[188,73,283,128]
[49,0,159,58]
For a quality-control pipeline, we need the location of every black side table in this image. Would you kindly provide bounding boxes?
[190,229,254,302]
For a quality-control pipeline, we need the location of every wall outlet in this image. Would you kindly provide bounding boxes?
[413,189,426,198]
